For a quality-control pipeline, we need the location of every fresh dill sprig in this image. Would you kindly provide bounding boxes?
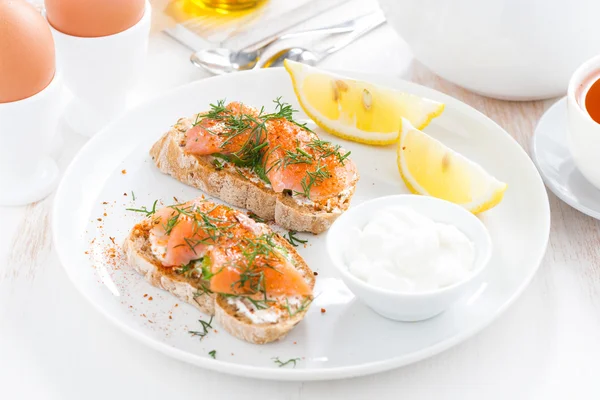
[202,99,228,120]
[188,316,213,339]
[181,237,209,255]
[194,281,213,297]
[264,97,296,120]
[272,357,300,368]
[284,297,313,317]
[131,191,136,201]
[162,212,180,235]
[230,233,280,295]
[175,260,210,280]
[177,263,193,274]
[196,208,233,241]
[253,144,280,184]
[167,203,233,245]
[265,97,313,133]
[209,350,217,359]
[241,233,278,269]
[294,161,331,199]
[200,316,213,331]
[212,158,225,171]
[232,269,266,295]
[246,296,274,310]
[215,108,267,170]
[247,212,266,223]
[337,151,351,164]
[189,258,216,297]
[282,147,314,168]
[126,199,158,217]
[175,262,197,278]
[307,138,351,165]
[283,230,307,247]
[192,113,202,127]
[235,167,249,180]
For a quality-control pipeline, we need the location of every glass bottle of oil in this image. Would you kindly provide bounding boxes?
[190,0,267,12]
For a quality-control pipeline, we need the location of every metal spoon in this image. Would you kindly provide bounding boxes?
[191,20,358,75]
[191,11,382,75]
[256,12,386,69]
[258,48,320,69]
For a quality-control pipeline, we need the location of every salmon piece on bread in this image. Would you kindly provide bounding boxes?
[150,99,358,234]
[123,198,315,344]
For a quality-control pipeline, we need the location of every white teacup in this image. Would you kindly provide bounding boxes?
[568,54,600,190]
[0,73,63,206]
[49,0,151,137]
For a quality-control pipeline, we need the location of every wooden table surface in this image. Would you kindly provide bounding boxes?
[2,4,599,399]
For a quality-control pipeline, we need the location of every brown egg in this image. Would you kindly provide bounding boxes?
[45,0,146,38]
[0,0,56,103]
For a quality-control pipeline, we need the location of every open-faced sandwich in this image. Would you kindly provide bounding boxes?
[150,99,358,234]
[123,198,315,344]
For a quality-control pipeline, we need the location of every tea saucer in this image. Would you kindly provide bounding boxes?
[531,97,600,219]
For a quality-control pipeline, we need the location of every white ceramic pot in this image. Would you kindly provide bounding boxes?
[378,0,600,100]
[50,0,151,136]
[0,73,63,206]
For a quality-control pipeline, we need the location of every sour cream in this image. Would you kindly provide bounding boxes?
[228,297,282,324]
[345,206,475,293]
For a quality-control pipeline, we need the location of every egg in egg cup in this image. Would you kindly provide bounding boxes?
[0,0,63,206]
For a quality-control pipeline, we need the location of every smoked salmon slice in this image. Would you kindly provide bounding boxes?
[208,243,312,296]
[148,199,311,297]
[184,102,263,156]
[263,118,356,200]
[181,99,356,201]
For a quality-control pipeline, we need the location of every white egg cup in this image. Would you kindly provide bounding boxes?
[0,73,63,206]
[49,0,151,137]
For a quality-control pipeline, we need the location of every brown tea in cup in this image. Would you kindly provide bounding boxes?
[577,72,600,124]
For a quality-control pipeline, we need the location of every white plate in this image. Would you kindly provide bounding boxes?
[53,68,550,381]
[531,97,600,219]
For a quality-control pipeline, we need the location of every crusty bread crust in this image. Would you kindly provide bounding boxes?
[149,118,357,234]
[123,220,216,315]
[215,297,307,345]
[123,216,315,344]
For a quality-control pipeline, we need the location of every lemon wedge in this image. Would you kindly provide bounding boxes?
[397,121,507,213]
[284,59,445,145]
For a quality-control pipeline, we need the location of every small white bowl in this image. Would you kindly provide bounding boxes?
[327,195,493,322]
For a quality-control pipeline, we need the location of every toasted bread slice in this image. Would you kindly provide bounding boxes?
[123,219,216,315]
[150,116,358,234]
[123,216,315,344]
